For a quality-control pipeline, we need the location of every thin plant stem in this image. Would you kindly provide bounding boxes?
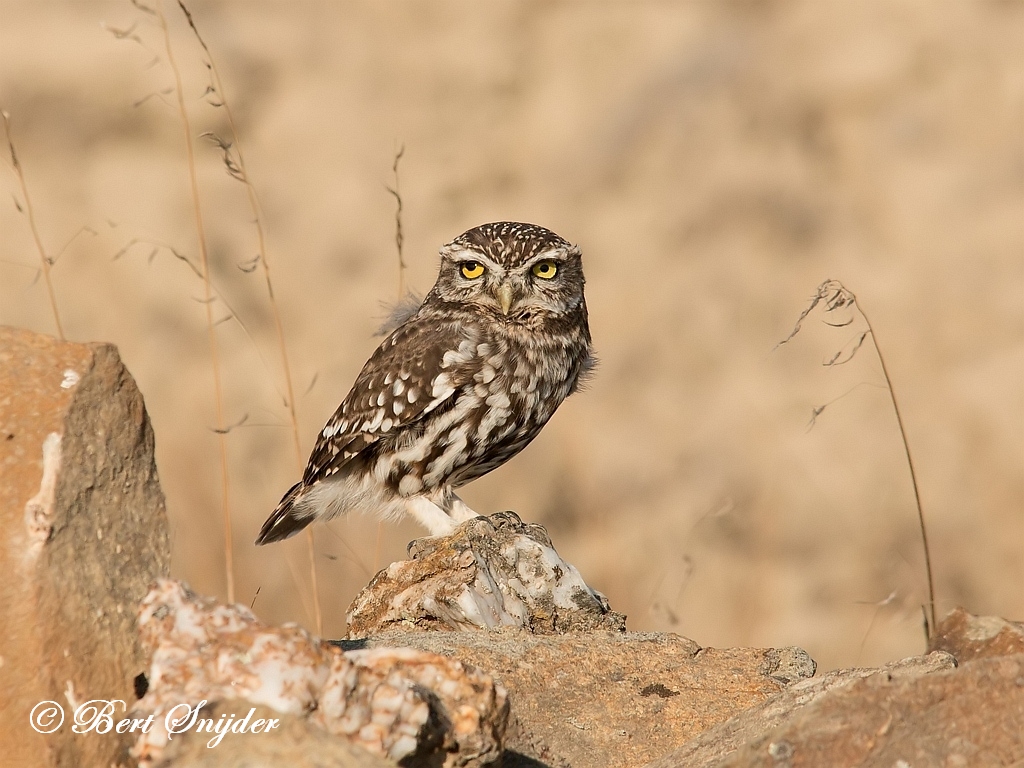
[779,279,938,641]
[156,0,235,603]
[175,0,322,632]
[375,144,408,573]
[856,298,937,639]
[115,237,291,410]
[386,144,407,297]
[2,111,65,340]
[303,530,323,633]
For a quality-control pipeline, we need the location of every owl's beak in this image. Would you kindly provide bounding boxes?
[494,282,514,315]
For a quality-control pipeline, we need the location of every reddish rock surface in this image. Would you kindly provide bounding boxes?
[645,651,957,767]
[929,606,1024,663]
[0,327,170,768]
[150,702,396,768]
[346,631,816,768]
[655,654,1024,768]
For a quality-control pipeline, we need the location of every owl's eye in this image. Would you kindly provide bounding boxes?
[459,261,485,279]
[532,260,558,279]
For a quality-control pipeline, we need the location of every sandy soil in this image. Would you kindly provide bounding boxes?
[1,0,1021,670]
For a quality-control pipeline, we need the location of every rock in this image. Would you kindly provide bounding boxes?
[326,646,509,767]
[134,579,508,767]
[347,512,626,637]
[654,653,1024,768]
[0,327,170,768]
[344,512,816,766]
[644,651,957,768]
[151,702,396,768]
[929,606,1024,663]
[341,631,816,768]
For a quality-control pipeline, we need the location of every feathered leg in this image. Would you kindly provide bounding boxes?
[404,496,461,536]
[447,493,481,523]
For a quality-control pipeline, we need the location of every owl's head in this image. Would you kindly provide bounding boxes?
[427,222,586,319]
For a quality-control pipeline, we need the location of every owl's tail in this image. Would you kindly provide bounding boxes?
[255,482,313,545]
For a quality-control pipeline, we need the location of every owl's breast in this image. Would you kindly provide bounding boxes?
[439,324,587,483]
[379,316,589,493]
[487,322,586,403]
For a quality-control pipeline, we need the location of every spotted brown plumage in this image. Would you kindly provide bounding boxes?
[256,221,593,544]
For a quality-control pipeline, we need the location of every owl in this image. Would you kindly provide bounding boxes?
[256,221,593,544]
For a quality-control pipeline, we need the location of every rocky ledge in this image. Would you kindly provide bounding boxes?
[2,327,1022,768]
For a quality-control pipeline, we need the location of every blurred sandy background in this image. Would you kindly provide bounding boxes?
[1,0,1021,671]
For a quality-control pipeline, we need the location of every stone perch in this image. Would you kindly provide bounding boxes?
[342,512,819,766]
[350,631,818,768]
[347,511,626,637]
[0,327,170,768]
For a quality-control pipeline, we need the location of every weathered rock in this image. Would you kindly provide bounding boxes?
[0,327,170,768]
[152,702,397,768]
[341,631,816,768]
[326,646,509,767]
[347,512,626,637]
[929,606,1024,663]
[662,653,1024,768]
[134,579,508,767]
[644,651,957,768]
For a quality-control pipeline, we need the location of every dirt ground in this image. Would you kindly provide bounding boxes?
[1,0,1021,671]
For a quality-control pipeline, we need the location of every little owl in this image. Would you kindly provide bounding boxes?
[256,221,592,544]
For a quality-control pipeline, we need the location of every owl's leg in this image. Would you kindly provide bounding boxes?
[446,494,482,523]
[404,496,459,536]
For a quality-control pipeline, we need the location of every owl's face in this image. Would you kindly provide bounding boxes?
[427,222,586,320]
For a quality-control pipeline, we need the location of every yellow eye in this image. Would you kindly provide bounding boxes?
[459,261,485,279]
[532,260,558,279]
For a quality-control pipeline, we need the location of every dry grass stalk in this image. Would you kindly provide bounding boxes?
[386,143,407,296]
[152,0,235,603]
[779,279,938,640]
[1,110,65,340]
[372,144,410,572]
[176,0,323,634]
